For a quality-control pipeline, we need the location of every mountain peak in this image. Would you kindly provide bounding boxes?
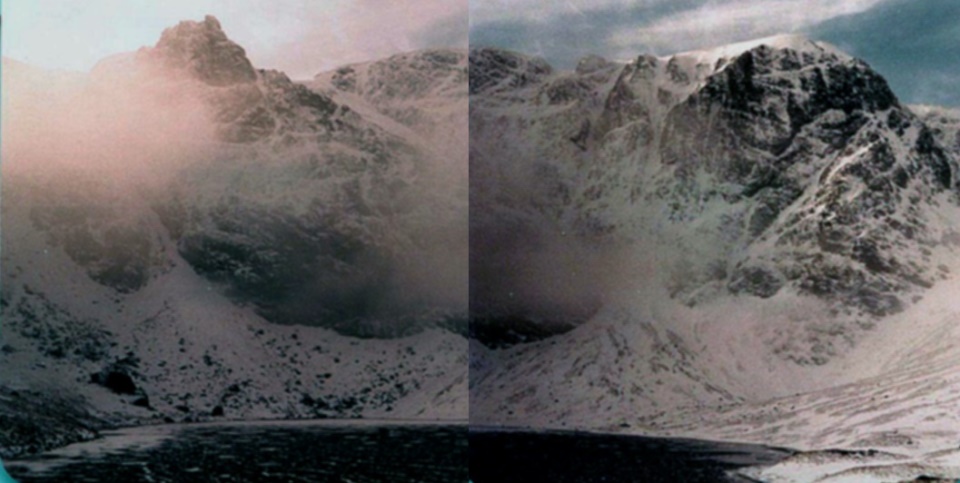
[153,15,256,86]
[201,14,222,31]
[158,15,227,44]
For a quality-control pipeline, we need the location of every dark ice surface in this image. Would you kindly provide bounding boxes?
[6,421,468,482]
[469,427,793,483]
[4,421,794,482]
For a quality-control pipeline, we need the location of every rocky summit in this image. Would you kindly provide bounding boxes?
[153,15,257,86]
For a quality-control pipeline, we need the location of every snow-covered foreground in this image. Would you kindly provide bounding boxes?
[471,269,960,481]
[695,286,960,481]
[738,449,960,482]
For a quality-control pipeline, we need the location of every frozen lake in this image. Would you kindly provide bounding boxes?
[469,427,793,482]
[5,421,794,482]
[6,420,468,482]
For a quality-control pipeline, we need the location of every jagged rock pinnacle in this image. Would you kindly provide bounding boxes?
[154,15,256,86]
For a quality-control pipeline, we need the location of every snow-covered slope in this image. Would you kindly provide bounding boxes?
[0,16,467,458]
[469,34,960,456]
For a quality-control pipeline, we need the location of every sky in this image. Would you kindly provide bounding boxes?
[2,0,468,79]
[470,0,960,107]
[0,0,954,105]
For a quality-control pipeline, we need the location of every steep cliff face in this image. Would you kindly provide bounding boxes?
[596,39,955,335]
[592,37,958,364]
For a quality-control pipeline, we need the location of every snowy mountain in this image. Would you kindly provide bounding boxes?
[0,16,467,458]
[469,34,960,460]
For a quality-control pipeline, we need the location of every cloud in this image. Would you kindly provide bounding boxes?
[608,0,886,55]
[3,0,467,78]
[272,0,468,78]
[413,9,470,51]
[469,0,672,25]
[2,55,218,190]
[470,0,703,68]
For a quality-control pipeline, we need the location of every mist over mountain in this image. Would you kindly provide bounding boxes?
[0,16,467,457]
[6,15,468,338]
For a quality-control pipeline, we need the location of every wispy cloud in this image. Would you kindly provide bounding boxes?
[279,0,467,77]
[470,0,671,25]
[469,0,701,68]
[608,0,886,55]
